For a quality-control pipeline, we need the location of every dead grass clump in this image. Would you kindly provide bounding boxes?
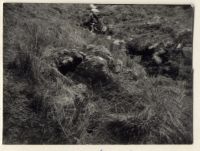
[9,49,44,84]
[86,77,192,144]
[4,54,87,144]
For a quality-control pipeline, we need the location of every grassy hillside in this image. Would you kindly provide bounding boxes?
[3,3,193,144]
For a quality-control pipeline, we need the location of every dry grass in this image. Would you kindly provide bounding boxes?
[80,76,192,144]
[4,3,84,143]
[3,3,193,144]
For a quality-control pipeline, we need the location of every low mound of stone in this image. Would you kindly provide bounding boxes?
[76,55,113,83]
[125,38,192,79]
[43,45,118,83]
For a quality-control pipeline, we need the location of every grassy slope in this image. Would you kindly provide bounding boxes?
[3,4,193,144]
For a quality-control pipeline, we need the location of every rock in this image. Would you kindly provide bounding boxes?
[87,45,111,57]
[114,59,123,73]
[101,25,108,33]
[76,56,112,82]
[58,49,86,60]
[43,46,114,82]
[153,53,162,64]
[87,45,112,61]
[85,45,127,74]
[176,43,183,49]
[113,39,125,45]
[152,48,166,64]
[61,56,73,64]
[43,48,86,75]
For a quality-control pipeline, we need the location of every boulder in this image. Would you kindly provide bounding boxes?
[86,44,113,62]
[85,44,117,71]
[43,46,115,82]
[76,56,112,82]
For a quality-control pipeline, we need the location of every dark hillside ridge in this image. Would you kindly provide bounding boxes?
[3,3,193,144]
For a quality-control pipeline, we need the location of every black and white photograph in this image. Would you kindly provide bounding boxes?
[3,2,194,145]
